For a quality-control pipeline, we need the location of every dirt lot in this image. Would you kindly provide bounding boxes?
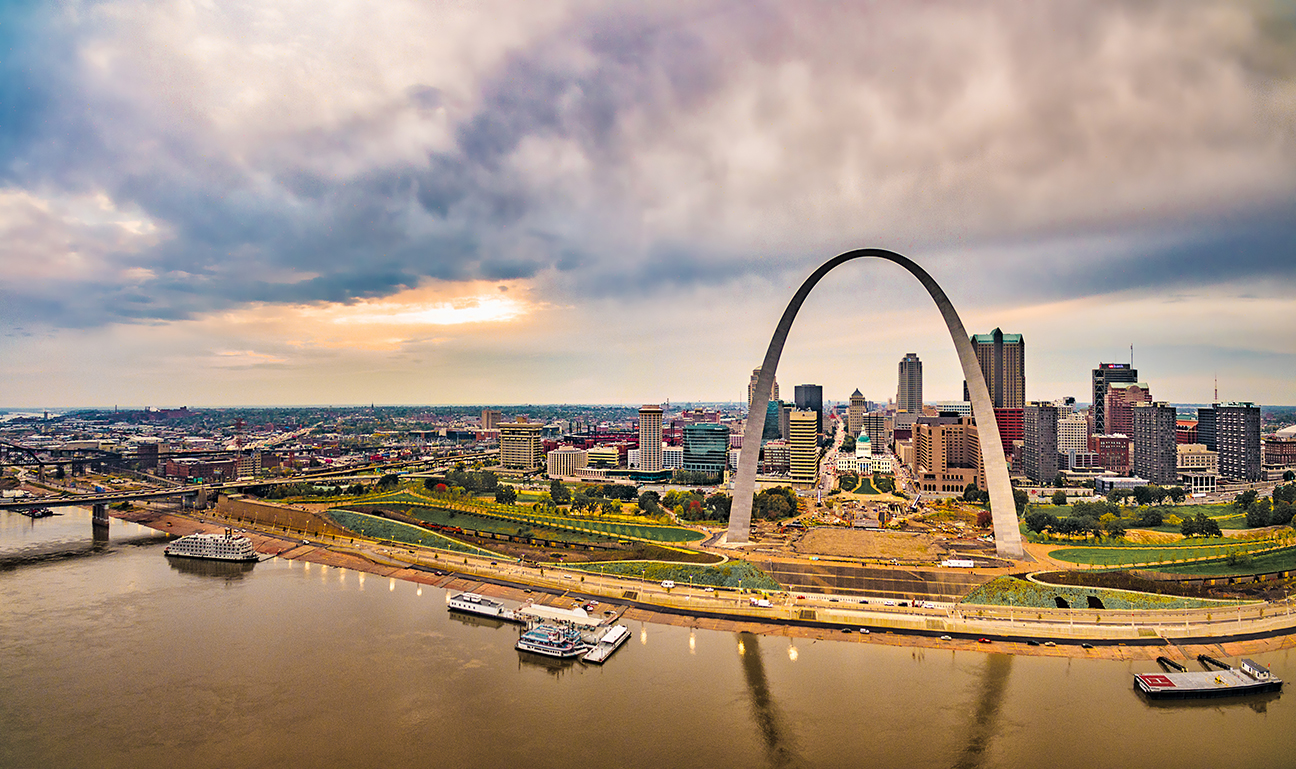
[794,528,944,561]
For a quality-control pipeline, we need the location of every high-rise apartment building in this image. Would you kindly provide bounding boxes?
[963,328,1025,408]
[847,389,866,436]
[638,405,664,473]
[748,368,779,409]
[1091,363,1139,435]
[499,418,544,471]
[788,409,820,486]
[1023,402,1060,483]
[897,353,923,414]
[1104,382,1152,437]
[912,416,984,493]
[794,384,824,434]
[1132,402,1178,485]
[1216,402,1262,481]
[682,423,729,479]
[481,409,502,431]
[1089,434,1133,474]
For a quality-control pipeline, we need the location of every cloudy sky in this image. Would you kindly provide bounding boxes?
[2,0,1294,408]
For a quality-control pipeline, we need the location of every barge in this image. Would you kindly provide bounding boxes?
[1135,657,1281,700]
[582,624,630,664]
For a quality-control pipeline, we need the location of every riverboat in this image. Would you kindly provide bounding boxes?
[17,507,55,518]
[1135,657,1282,700]
[582,624,629,664]
[516,624,590,659]
[448,592,520,622]
[163,529,258,562]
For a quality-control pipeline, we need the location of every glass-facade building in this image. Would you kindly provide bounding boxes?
[683,423,730,477]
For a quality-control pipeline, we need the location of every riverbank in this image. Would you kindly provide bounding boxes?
[119,507,1296,661]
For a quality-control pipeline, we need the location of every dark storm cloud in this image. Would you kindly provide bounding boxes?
[2,0,1295,329]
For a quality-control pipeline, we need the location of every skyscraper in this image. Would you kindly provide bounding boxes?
[847,389,866,436]
[862,411,891,454]
[1216,402,1262,481]
[963,328,1025,408]
[638,405,663,473]
[499,418,544,471]
[1091,363,1139,435]
[1104,382,1152,437]
[1196,406,1217,451]
[481,409,502,430]
[788,409,820,485]
[1132,402,1177,485]
[794,384,824,434]
[1023,402,1060,483]
[748,368,779,409]
[897,353,923,414]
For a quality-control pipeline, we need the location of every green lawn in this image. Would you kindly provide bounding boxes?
[325,510,503,557]
[1050,539,1281,566]
[962,576,1239,610]
[855,477,880,494]
[1151,547,1296,577]
[572,559,781,590]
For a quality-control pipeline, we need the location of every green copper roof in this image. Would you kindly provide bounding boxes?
[971,327,1023,344]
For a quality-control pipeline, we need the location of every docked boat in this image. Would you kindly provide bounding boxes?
[17,507,54,518]
[516,624,590,659]
[163,529,258,562]
[448,592,520,622]
[582,624,629,664]
[1135,657,1282,700]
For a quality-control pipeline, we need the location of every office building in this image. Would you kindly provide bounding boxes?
[862,411,891,453]
[788,409,820,485]
[847,389,866,436]
[1091,363,1139,435]
[897,353,923,414]
[1057,414,1091,455]
[748,368,779,408]
[1264,438,1296,468]
[1132,401,1178,485]
[545,446,588,478]
[1177,444,1219,474]
[934,401,973,418]
[794,384,824,434]
[1104,382,1152,437]
[499,418,544,471]
[481,409,502,431]
[663,445,684,470]
[963,328,1025,408]
[1089,434,1133,474]
[682,423,729,478]
[1176,420,1198,445]
[1023,402,1060,483]
[638,405,664,473]
[1216,402,1262,481]
[1197,406,1217,451]
[912,415,984,494]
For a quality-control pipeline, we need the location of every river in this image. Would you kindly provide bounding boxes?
[2,507,1292,768]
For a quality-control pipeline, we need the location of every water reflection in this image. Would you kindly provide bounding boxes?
[447,612,511,631]
[953,653,1013,769]
[736,632,804,769]
[517,651,579,678]
[165,556,257,580]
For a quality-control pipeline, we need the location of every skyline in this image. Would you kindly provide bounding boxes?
[3,1,1295,408]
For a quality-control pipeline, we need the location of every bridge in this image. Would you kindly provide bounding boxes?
[1,449,499,534]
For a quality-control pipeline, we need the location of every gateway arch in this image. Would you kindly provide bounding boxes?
[725,248,1025,560]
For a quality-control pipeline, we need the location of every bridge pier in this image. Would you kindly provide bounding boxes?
[92,503,109,539]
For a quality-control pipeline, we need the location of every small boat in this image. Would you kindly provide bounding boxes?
[517,624,590,659]
[583,624,630,664]
[164,528,257,562]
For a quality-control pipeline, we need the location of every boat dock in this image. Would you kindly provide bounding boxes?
[582,624,630,664]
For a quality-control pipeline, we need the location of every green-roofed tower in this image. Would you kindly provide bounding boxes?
[963,327,1025,409]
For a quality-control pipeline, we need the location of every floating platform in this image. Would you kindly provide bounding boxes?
[1135,658,1282,700]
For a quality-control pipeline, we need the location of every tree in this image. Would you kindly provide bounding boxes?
[637,490,661,514]
[874,474,895,494]
[752,487,797,520]
[705,493,732,521]
[1273,483,1296,505]
[1167,486,1187,504]
[1132,486,1154,506]
[1237,489,1259,510]
[976,510,993,528]
[1051,490,1068,507]
[1182,512,1221,538]
[840,435,856,454]
[1103,518,1126,539]
[1245,498,1273,528]
[494,485,517,504]
[1013,488,1029,516]
[377,473,400,490]
[549,479,571,505]
[1136,509,1163,528]
[1024,510,1058,534]
[474,470,499,493]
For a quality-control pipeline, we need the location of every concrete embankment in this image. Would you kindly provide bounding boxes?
[120,507,1296,661]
